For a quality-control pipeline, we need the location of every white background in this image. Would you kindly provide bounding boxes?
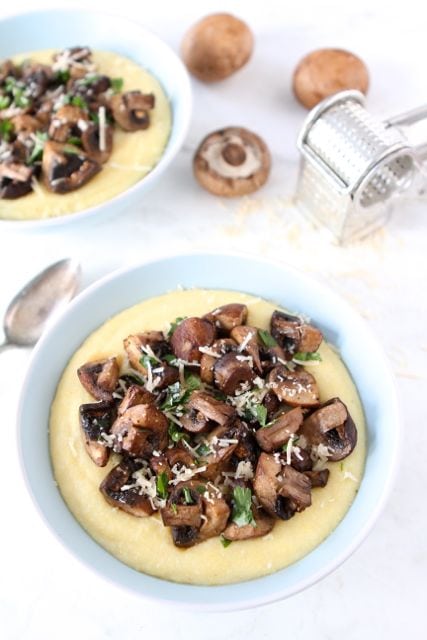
[0,1,426,638]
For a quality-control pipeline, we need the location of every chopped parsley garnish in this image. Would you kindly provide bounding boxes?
[196,484,206,494]
[81,74,101,86]
[71,95,88,109]
[182,487,193,504]
[139,354,158,369]
[171,503,178,515]
[111,77,124,93]
[5,77,30,108]
[120,373,145,386]
[0,95,11,110]
[66,136,82,147]
[164,354,178,365]
[293,351,322,362]
[195,442,211,457]
[0,119,14,142]
[55,69,70,84]
[232,486,255,527]
[162,381,183,411]
[167,316,186,338]
[89,111,99,123]
[258,329,278,348]
[250,404,268,427]
[220,535,232,548]
[185,373,202,392]
[156,472,168,499]
[168,420,189,443]
[28,131,48,164]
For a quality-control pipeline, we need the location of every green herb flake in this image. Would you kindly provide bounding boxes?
[0,119,14,142]
[253,404,268,427]
[196,484,206,494]
[164,354,178,365]
[182,487,193,504]
[71,95,88,109]
[293,351,322,362]
[195,442,211,457]
[168,420,189,443]
[156,472,168,499]
[185,373,202,392]
[82,74,101,86]
[258,329,278,348]
[139,354,158,369]
[111,77,124,93]
[167,316,186,338]
[0,95,11,110]
[66,136,82,147]
[220,535,232,548]
[340,462,344,472]
[89,111,99,123]
[55,69,70,84]
[171,503,178,515]
[28,131,48,164]
[232,486,255,528]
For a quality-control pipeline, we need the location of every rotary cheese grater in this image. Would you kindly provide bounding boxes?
[294,90,427,242]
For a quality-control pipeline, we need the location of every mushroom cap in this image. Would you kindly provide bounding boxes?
[181,13,253,82]
[193,126,271,197]
[293,48,369,109]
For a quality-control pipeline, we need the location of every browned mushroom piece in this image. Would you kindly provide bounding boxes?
[161,484,203,528]
[181,390,236,434]
[111,403,168,458]
[255,406,303,452]
[290,447,313,473]
[0,59,16,83]
[79,400,116,466]
[200,338,237,384]
[0,161,35,199]
[268,365,320,408]
[42,141,100,193]
[170,317,216,363]
[213,352,254,395]
[222,508,274,541]
[262,390,281,420]
[199,495,231,541]
[260,343,287,374]
[77,357,119,401]
[166,447,195,470]
[293,48,369,110]
[194,127,271,197]
[81,121,113,164]
[204,303,248,332]
[100,460,154,517]
[48,105,88,143]
[123,331,167,373]
[305,469,330,488]
[118,385,155,415]
[110,91,155,131]
[10,115,42,138]
[21,61,53,98]
[270,310,323,357]
[181,13,253,82]
[253,452,312,520]
[199,422,240,480]
[230,325,262,373]
[300,397,357,461]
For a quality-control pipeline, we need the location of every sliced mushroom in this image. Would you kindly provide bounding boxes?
[255,406,303,452]
[48,105,88,142]
[77,357,119,401]
[222,508,274,541]
[290,447,313,472]
[262,390,281,420]
[270,310,323,357]
[161,484,203,528]
[81,121,113,163]
[181,390,236,433]
[111,403,168,458]
[204,303,248,332]
[10,115,42,138]
[79,400,116,466]
[268,365,320,407]
[299,397,357,461]
[253,452,281,516]
[277,465,312,516]
[100,460,154,517]
[0,161,35,199]
[170,317,215,363]
[42,141,100,193]
[166,447,195,470]
[123,331,167,373]
[213,352,254,395]
[305,469,330,488]
[171,526,200,548]
[193,127,271,197]
[110,91,155,131]
[230,325,262,373]
[199,422,240,480]
[200,338,237,384]
[118,385,155,415]
[199,495,231,541]
[260,343,287,374]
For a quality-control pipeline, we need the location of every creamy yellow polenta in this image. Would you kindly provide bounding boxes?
[0,49,171,220]
[50,289,366,585]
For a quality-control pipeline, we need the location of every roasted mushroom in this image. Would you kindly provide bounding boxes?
[110,91,155,131]
[111,403,168,457]
[200,338,237,384]
[255,407,303,452]
[305,469,330,488]
[230,325,262,373]
[48,105,88,143]
[181,13,254,82]
[42,141,100,193]
[213,351,254,395]
[199,495,231,541]
[81,121,113,164]
[181,390,236,433]
[293,48,370,109]
[77,357,119,401]
[10,114,42,138]
[300,397,357,461]
[118,385,155,415]
[268,365,320,407]
[79,400,116,466]
[0,161,35,199]
[194,127,271,197]
[199,422,240,480]
[222,508,274,541]
[123,331,167,373]
[161,483,203,528]
[270,310,323,357]
[204,303,248,332]
[100,460,154,517]
[170,317,215,363]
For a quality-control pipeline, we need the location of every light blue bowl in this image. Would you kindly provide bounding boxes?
[17,253,400,610]
[0,9,191,231]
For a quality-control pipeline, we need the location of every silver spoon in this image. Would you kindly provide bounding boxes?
[0,258,81,354]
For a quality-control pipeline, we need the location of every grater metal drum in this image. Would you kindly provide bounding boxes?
[295,90,427,242]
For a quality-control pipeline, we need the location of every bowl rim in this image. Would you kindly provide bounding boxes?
[0,7,192,231]
[16,251,401,611]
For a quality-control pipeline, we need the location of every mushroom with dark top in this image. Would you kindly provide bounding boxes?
[110,91,155,131]
[170,317,216,362]
[118,385,155,415]
[255,406,303,452]
[161,484,203,528]
[268,365,320,407]
[222,508,274,541]
[100,460,154,517]
[300,397,357,461]
[270,310,323,357]
[48,105,88,143]
[79,400,116,466]
[81,121,113,163]
[200,337,237,384]
[193,127,271,197]
[77,357,120,401]
[230,325,262,373]
[305,469,330,488]
[204,303,248,332]
[42,141,100,193]
[123,331,168,373]
[0,161,36,199]
[111,403,168,457]
[213,352,255,395]
[181,390,236,433]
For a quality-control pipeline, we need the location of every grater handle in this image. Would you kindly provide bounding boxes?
[385,105,427,161]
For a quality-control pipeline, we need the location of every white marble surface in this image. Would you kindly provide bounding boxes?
[0,0,426,637]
